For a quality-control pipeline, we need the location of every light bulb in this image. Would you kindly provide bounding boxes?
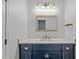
[41,6,45,8]
[53,6,56,9]
[47,6,50,8]
[36,6,39,8]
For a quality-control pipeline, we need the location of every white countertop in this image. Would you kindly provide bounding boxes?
[19,38,76,44]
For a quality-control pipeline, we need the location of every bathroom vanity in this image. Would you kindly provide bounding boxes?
[19,44,75,59]
[19,39,75,59]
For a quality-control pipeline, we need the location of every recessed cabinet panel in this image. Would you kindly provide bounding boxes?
[21,52,31,59]
[63,52,73,59]
[33,52,61,59]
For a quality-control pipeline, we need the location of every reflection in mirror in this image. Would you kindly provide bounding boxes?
[36,16,57,31]
[38,20,46,31]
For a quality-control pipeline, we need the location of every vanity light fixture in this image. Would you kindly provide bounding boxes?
[36,6,39,8]
[35,2,56,9]
[34,1,57,16]
[41,6,45,8]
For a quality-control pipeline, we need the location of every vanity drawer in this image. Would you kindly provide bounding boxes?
[19,44,32,51]
[62,44,74,52]
[33,51,61,59]
[33,44,61,50]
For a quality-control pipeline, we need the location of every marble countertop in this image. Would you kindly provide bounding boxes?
[19,38,76,44]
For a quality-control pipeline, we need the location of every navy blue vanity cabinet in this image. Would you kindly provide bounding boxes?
[19,44,75,59]
[33,44,61,59]
[62,44,74,59]
[19,44,32,59]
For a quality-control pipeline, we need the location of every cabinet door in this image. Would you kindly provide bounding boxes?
[33,51,61,59]
[21,51,31,59]
[63,52,73,59]
[19,44,32,59]
[62,44,74,59]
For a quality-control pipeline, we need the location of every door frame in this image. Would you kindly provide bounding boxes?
[2,0,7,59]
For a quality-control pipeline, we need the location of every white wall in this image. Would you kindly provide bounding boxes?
[27,0,65,39]
[65,0,76,39]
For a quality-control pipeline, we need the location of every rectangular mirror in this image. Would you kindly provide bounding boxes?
[36,16,57,31]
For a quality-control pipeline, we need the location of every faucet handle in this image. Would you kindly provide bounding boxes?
[45,35,47,39]
[42,35,50,40]
[48,37,50,39]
